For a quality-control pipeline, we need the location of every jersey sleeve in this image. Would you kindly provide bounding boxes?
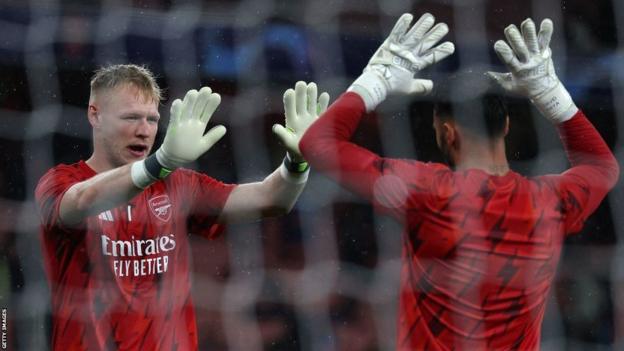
[299,92,447,221]
[173,169,236,239]
[34,164,85,234]
[538,111,619,235]
[299,92,460,258]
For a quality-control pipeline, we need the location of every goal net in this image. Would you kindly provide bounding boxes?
[0,0,622,350]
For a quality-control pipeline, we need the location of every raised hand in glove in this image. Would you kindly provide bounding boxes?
[273,81,330,163]
[156,87,227,170]
[349,13,455,111]
[487,18,578,123]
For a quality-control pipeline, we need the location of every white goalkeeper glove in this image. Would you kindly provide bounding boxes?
[131,87,226,188]
[349,13,455,111]
[487,18,578,123]
[272,81,330,163]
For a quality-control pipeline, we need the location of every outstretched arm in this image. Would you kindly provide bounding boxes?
[300,13,454,210]
[217,81,330,222]
[58,87,226,226]
[489,18,619,232]
[300,92,400,204]
[217,165,306,222]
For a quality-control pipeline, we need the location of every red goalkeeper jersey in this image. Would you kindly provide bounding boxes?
[300,92,619,350]
[35,161,235,351]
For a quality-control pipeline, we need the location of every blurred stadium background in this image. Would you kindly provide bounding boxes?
[0,0,622,350]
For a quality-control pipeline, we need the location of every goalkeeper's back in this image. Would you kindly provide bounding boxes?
[299,13,618,350]
[299,91,617,350]
[395,163,588,350]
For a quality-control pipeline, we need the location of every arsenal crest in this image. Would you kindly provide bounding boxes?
[149,195,172,222]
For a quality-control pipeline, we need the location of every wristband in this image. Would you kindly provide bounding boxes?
[531,83,578,124]
[279,154,309,184]
[279,163,309,184]
[130,154,173,189]
[283,154,310,173]
[145,153,174,179]
[348,70,388,112]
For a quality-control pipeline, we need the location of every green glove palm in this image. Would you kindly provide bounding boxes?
[156,87,227,169]
[273,81,330,162]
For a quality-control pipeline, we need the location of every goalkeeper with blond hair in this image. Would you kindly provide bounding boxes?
[35,64,328,350]
[300,13,619,350]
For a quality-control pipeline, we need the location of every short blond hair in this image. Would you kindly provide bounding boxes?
[90,64,163,102]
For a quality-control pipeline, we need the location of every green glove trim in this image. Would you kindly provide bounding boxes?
[283,155,309,173]
[145,154,174,180]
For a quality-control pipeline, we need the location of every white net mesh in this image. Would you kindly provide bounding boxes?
[0,0,622,350]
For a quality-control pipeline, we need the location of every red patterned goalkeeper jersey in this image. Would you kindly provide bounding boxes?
[300,92,619,350]
[35,161,235,351]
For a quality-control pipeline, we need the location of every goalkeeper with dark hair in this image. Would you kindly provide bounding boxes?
[300,13,619,350]
[34,64,328,350]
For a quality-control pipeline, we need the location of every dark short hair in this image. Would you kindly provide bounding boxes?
[433,67,508,138]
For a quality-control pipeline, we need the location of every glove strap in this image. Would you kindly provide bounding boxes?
[279,154,310,184]
[283,154,309,173]
[531,83,578,124]
[348,70,388,112]
[130,154,174,189]
[145,154,174,179]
